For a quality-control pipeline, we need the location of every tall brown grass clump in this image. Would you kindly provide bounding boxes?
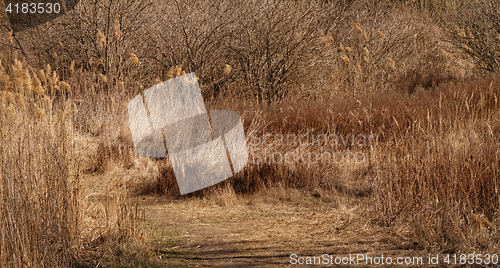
[0,59,138,267]
[372,76,500,251]
[202,73,500,252]
[0,59,78,266]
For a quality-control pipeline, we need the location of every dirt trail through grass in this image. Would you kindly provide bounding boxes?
[138,193,427,267]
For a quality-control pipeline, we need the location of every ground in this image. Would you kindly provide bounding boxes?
[135,189,433,267]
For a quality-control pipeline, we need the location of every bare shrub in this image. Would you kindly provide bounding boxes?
[431,0,500,73]
[311,0,473,98]
[146,0,354,103]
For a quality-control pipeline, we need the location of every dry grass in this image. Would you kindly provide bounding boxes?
[1,0,500,265]
[0,58,137,267]
[201,74,500,252]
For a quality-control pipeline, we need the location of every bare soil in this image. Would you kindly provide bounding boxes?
[136,192,433,267]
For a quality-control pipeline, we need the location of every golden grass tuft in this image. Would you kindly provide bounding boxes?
[0,58,138,266]
[6,91,14,105]
[353,22,363,35]
[174,65,182,77]
[113,15,121,42]
[224,64,232,75]
[339,42,345,52]
[14,93,25,108]
[32,75,44,95]
[166,65,186,79]
[363,47,370,57]
[59,81,71,92]
[130,53,140,65]
[341,55,350,63]
[98,73,108,83]
[97,29,106,50]
[376,29,385,39]
[38,69,46,85]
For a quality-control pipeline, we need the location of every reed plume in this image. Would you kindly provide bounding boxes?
[353,22,363,35]
[224,64,232,75]
[130,53,140,65]
[97,29,106,50]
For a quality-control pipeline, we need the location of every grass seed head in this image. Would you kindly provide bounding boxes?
[113,15,121,42]
[363,31,369,42]
[174,65,182,77]
[43,95,52,111]
[45,64,51,79]
[38,69,46,84]
[97,29,106,50]
[6,91,14,105]
[59,81,71,92]
[376,30,385,39]
[167,66,175,79]
[14,93,25,108]
[98,73,108,83]
[363,47,370,57]
[13,59,23,79]
[130,53,140,65]
[224,64,232,75]
[353,22,363,35]
[33,76,44,95]
[321,32,334,44]
[6,104,16,121]
[63,102,75,119]
[23,69,32,94]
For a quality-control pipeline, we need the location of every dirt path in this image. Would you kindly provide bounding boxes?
[138,194,429,267]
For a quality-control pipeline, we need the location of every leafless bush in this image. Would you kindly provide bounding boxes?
[309,0,473,98]
[431,0,500,73]
[2,0,154,87]
[146,0,339,103]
